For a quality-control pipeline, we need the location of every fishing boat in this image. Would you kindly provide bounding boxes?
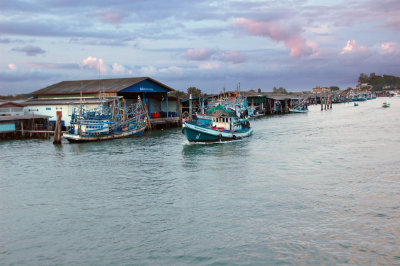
[182,105,253,142]
[354,102,358,106]
[382,102,390,108]
[63,96,148,142]
[289,98,309,113]
[289,106,308,113]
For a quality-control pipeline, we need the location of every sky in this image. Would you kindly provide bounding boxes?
[1,0,400,95]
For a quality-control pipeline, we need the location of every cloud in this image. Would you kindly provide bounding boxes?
[219,51,246,64]
[234,17,319,58]
[80,56,108,74]
[95,10,128,25]
[111,63,127,74]
[11,45,45,56]
[199,62,220,70]
[380,42,397,54]
[0,70,60,82]
[185,48,214,61]
[340,40,368,55]
[159,66,183,76]
[184,48,247,64]
[8,64,17,70]
[140,66,157,75]
[21,62,79,70]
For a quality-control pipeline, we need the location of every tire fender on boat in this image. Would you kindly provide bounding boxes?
[233,135,237,140]
[219,133,222,140]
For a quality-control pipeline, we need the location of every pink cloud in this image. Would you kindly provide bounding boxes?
[81,56,108,74]
[8,64,17,70]
[111,63,126,74]
[234,17,318,58]
[221,51,246,64]
[380,42,397,54]
[95,11,127,25]
[199,62,220,70]
[185,48,214,61]
[340,40,368,55]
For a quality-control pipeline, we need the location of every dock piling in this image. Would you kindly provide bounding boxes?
[53,112,62,144]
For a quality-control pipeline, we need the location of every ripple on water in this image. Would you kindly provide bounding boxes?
[1,98,400,265]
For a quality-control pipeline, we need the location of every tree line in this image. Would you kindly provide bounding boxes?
[358,73,400,91]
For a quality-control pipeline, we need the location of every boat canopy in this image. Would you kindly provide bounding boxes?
[207,105,234,115]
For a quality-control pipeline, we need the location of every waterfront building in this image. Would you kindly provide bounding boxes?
[25,77,181,128]
[0,101,25,116]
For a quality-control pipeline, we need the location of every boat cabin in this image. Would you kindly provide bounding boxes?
[212,116,233,131]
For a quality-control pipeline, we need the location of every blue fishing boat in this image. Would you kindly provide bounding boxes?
[382,102,390,108]
[182,105,253,142]
[63,97,147,142]
[289,106,308,113]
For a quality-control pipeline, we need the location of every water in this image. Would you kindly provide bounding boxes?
[1,97,400,265]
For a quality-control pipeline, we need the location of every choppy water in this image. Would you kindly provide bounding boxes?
[1,97,400,265]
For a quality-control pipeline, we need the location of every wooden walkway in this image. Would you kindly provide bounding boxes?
[149,117,181,128]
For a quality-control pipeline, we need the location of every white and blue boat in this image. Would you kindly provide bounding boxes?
[63,97,147,142]
[182,105,253,142]
[289,103,309,113]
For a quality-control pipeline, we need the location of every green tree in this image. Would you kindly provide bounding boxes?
[169,90,187,98]
[272,87,287,94]
[329,86,340,91]
[187,86,202,97]
[257,88,261,93]
[358,73,368,84]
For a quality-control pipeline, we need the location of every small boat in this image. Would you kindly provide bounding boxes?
[182,105,253,142]
[354,102,358,106]
[63,97,147,142]
[289,105,309,113]
[382,102,390,108]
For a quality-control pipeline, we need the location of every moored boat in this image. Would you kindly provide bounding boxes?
[182,105,253,142]
[382,102,390,108]
[63,97,147,142]
[289,104,309,113]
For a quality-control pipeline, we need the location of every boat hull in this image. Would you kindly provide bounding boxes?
[63,126,146,143]
[289,109,308,113]
[182,122,253,142]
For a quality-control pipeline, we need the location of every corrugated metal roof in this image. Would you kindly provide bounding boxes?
[30,77,174,95]
[0,102,25,107]
[0,114,51,121]
[24,97,122,106]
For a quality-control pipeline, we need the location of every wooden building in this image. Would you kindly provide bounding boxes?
[0,101,25,116]
[0,114,51,140]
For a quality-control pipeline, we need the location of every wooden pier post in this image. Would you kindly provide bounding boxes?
[330,94,333,109]
[21,121,24,138]
[320,96,323,111]
[53,112,62,144]
[142,103,151,130]
[177,98,183,126]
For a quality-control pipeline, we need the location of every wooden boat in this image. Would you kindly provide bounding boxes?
[289,105,309,113]
[382,102,390,108]
[63,97,147,142]
[182,105,253,142]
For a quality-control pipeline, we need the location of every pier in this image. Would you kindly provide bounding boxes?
[0,114,51,140]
